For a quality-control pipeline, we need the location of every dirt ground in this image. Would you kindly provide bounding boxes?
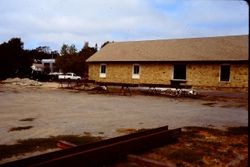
[112,126,248,167]
[0,81,248,164]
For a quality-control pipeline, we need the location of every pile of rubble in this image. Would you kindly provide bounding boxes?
[2,78,42,86]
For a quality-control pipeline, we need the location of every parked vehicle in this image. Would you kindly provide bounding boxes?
[58,72,81,80]
[48,72,63,81]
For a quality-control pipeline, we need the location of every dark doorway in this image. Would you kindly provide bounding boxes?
[173,64,186,80]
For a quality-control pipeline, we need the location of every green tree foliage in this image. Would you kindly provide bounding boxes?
[79,42,97,75]
[60,44,68,56]
[56,42,97,76]
[0,38,60,79]
[0,37,97,79]
[57,44,79,74]
[36,46,51,54]
[60,44,77,56]
[0,38,31,79]
[32,46,59,60]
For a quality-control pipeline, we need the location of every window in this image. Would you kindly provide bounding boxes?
[220,65,230,81]
[173,64,186,80]
[132,64,140,79]
[100,64,106,78]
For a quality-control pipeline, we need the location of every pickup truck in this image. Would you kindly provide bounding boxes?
[58,73,81,80]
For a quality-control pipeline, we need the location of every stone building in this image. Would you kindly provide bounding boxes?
[86,35,248,91]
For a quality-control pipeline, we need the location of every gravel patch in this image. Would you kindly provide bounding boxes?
[0,84,247,145]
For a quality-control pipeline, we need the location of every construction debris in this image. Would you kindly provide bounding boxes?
[2,78,42,86]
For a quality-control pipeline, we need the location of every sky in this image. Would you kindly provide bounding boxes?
[0,0,248,51]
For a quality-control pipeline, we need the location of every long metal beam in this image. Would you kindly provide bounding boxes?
[1,126,181,167]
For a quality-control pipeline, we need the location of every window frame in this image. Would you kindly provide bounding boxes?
[132,64,140,79]
[172,64,187,80]
[220,64,230,82]
[99,64,107,78]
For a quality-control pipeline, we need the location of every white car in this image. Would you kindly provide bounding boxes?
[58,72,81,80]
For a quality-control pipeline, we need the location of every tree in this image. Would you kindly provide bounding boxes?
[60,44,77,56]
[56,44,79,74]
[101,41,110,48]
[22,46,58,62]
[60,44,68,56]
[79,42,97,60]
[0,38,26,78]
[78,42,97,74]
[68,44,77,55]
[36,46,51,54]
[20,49,33,76]
[56,42,97,76]
[51,50,59,59]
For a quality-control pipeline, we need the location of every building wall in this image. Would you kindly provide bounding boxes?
[88,62,248,90]
[187,63,248,90]
[89,63,173,84]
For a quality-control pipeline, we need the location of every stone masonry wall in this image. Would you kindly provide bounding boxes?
[88,62,248,90]
[88,63,172,84]
[187,63,248,89]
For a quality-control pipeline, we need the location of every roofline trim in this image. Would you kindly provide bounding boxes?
[87,60,248,63]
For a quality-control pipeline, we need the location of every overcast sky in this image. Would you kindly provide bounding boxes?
[0,0,248,51]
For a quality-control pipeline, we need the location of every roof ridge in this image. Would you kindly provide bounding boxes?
[110,34,248,44]
[87,35,248,62]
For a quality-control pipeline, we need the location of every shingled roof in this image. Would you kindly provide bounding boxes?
[87,35,248,62]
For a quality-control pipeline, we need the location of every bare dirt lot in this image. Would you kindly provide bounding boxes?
[113,126,248,167]
[0,81,248,164]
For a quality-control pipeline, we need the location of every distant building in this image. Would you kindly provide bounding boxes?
[31,63,44,72]
[86,35,248,91]
[41,59,56,73]
[31,59,58,74]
